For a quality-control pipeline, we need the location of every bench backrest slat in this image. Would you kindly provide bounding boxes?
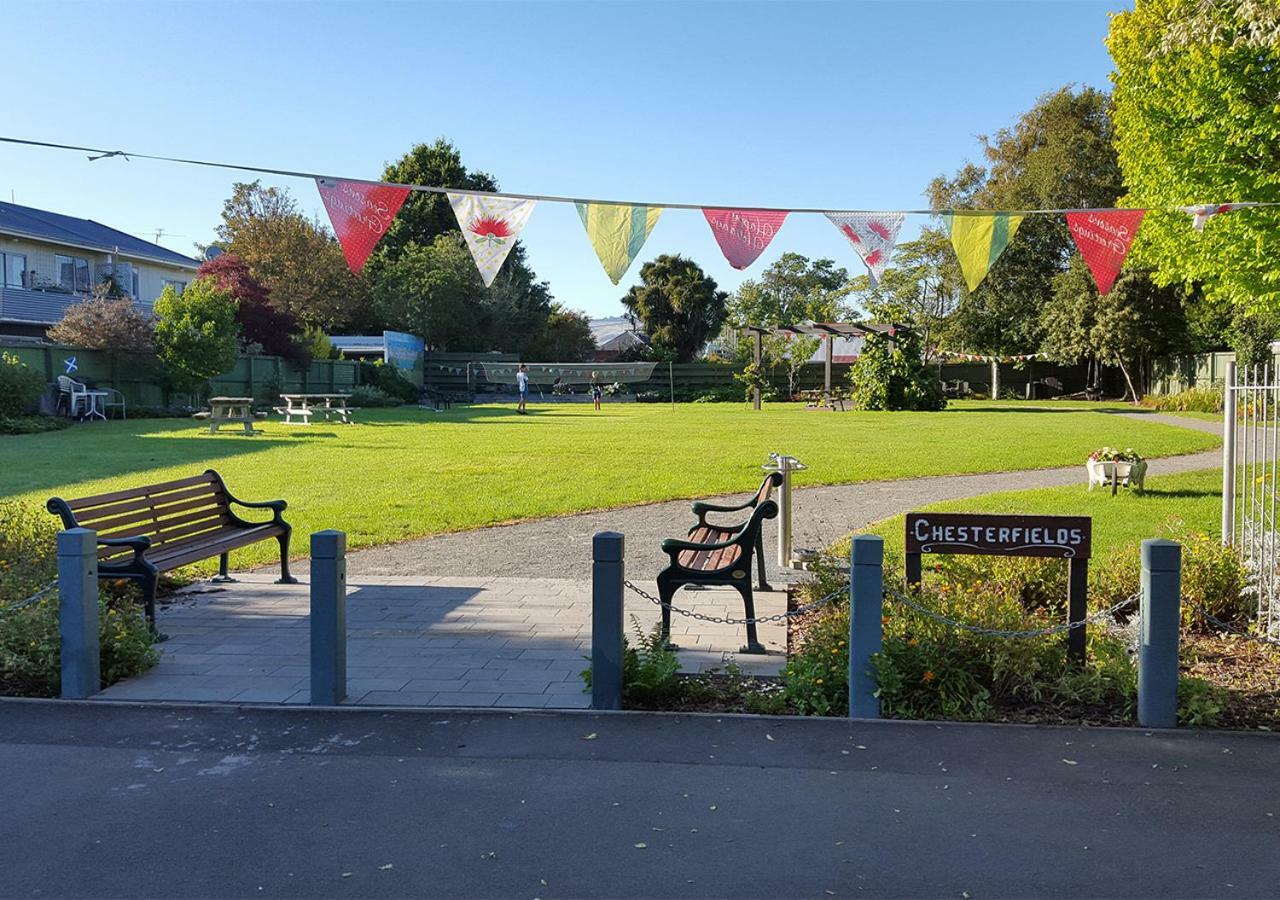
[57,472,236,552]
[64,473,216,512]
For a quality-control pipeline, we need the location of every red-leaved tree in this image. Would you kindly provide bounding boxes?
[196,253,305,360]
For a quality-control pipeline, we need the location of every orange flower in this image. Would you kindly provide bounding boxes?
[922,670,935,683]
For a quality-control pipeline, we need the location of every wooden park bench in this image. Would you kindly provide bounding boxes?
[657,473,781,654]
[687,473,780,592]
[47,470,297,632]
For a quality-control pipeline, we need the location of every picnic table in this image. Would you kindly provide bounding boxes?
[275,393,357,426]
[205,397,258,435]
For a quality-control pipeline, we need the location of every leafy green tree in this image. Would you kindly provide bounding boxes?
[371,234,489,351]
[847,327,945,411]
[215,181,371,331]
[850,229,962,359]
[726,253,850,329]
[1042,257,1190,400]
[1108,0,1280,314]
[368,139,554,353]
[928,86,1123,355]
[153,278,240,395]
[531,305,597,361]
[622,255,728,362]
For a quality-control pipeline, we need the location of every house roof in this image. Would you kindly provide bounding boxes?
[0,201,200,269]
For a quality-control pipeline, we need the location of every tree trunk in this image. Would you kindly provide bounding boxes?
[1117,358,1138,404]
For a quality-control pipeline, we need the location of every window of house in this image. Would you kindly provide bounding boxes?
[1,252,26,289]
[131,267,140,299]
[56,255,90,291]
[75,257,90,292]
[163,279,187,295]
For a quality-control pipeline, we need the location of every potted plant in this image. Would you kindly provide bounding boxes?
[1087,447,1147,492]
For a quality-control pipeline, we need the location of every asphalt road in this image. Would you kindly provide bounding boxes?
[2,700,1277,899]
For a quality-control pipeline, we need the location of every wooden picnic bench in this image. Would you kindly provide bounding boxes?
[205,396,257,434]
[657,473,781,654]
[275,393,357,425]
[47,470,297,633]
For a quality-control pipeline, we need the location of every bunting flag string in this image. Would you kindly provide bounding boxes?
[701,208,788,270]
[576,202,663,284]
[937,351,1044,363]
[825,212,906,286]
[314,178,410,274]
[449,193,536,287]
[3,135,1278,291]
[1066,209,1145,295]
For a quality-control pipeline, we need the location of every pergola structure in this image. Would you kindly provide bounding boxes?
[742,321,909,409]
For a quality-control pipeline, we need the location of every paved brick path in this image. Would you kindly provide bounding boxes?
[96,575,788,708]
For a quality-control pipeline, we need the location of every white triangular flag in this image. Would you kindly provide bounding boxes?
[825,212,906,285]
[449,193,536,286]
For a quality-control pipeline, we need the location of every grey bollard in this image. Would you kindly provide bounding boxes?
[58,528,100,699]
[591,531,625,710]
[848,535,884,719]
[310,530,347,705]
[1138,539,1182,728]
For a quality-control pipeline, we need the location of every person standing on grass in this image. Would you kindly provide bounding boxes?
[591,371,603,411]
[516,364,529,415]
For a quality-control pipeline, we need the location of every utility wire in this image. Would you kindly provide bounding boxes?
[2,134,1278,217]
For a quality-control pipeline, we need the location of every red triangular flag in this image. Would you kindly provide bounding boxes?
[701,208,788,270]
[1065,209,1145,295]
[315,178,411,273]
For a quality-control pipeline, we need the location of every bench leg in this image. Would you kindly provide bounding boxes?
[140,570,167,642]
[211,552,237,583]
[657,573,679,651]
[756,530,772,591]
[737,584,766,655]
[276,529,299,585]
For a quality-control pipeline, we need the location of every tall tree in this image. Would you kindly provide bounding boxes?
[927,86,1124,354]
[153,278,240,395]
[1108,0,1280,316]
[214,181,371,331]
[530,305,597,362]
[371,234,490,351]
[726,253,850,329]
[368,139,554,352]
[622,255,728,362]
[849,229,962,359]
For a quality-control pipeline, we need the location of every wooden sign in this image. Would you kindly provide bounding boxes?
[904,512,1093,663]
[905,513,1091,560]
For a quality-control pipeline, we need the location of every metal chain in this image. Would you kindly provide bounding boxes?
[623,579,847,625]
[884,585,1141,638]
[1196,608,1280,648]
[0,580,58,615]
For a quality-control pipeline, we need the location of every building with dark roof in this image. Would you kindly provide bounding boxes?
[0,201,200,336]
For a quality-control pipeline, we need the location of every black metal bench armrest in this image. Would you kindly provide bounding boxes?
[691,498,755,517]
[98,535,151,565]
[205,469,288,526]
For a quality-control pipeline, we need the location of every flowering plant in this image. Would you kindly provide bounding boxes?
[1089,446,1144,463]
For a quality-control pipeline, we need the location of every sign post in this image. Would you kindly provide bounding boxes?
[905,512,1092,662]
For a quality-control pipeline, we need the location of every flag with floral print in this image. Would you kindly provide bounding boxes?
[449,193,537,286]
[825,212,906,286]
[315,178,411,274]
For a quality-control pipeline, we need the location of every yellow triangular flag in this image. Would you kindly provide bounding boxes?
[948,212,1025,292]
[576,202,662,284]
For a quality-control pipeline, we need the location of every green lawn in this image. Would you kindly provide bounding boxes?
[0,401,1219,566]
[863,468,1223,559]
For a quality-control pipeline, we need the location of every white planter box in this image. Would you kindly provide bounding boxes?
[1087,458,1147,492]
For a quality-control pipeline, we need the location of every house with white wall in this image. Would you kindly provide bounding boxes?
[0,201,200,337]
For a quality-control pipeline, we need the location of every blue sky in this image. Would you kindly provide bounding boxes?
[2,0,1127,319]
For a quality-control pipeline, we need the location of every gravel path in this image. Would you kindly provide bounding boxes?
[268,411,1221,584]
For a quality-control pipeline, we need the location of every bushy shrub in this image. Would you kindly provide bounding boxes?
[847,329,946,411]
[349,385,402,408]
[154,278,240,394]
[1140,385,1223,414]
[358,362,420,403]
[0,353,47,418]
[47,296,155,353]
[581,618,683,706]
[0,501,158,696]
[0,416,71,435]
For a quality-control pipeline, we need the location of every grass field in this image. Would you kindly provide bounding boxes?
[0,401,1219,566]
[863,468,1223,558]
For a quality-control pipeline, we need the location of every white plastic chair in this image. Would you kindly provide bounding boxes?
[56,376,89,418]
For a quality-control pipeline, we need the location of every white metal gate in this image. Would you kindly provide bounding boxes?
[1221,361,1280,638]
